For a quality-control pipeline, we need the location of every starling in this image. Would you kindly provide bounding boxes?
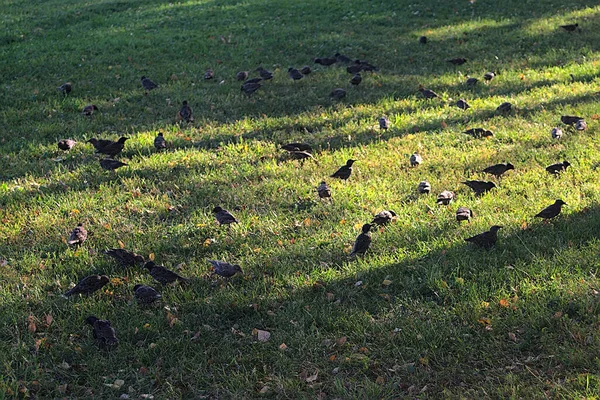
[456,207,473,222]
[57,82,72,94]
[410,152,422,166]
[141,76,158,91]
[575,120,587,131]
[560,23,579,32]
[281,143,312,152]
[560,115,584,126]
[100,159,128,171]
[204,69,214,80]
[255,67,273,80]
[346,64,363,74]
[103,249,144,268]
[349,73,362,86]
[496,102,512,113]
[85,316,118,349]
[483,72,495,81]
[482,162,514,178]
[144,261,189,285]
[300,66,312,75]
[379,116,390,130]
[546,161,571,175]
[58,139,76,151]
[462,180,496,196]
[335,53,352,63]
[314,57,337,66]
[133,284,161,304]
[465,225,502,249]
[456,99,470,110]
[81,104,98,116]
[178,100,193,122]
[535,199,566,219]
[317,181,332,199]
[329,88,346,100]
[436,190,455,205]
[288,67,303,81]
[371,210,396,226]
[213,206,238,225]
[208,260,243,278]
[331,159,356,180]
[350,224,372,256]
[68,223,87,246]
[551,127,563,139]
[96,137,128,157]
[154,132,167,150]
[87,138,113,151]
[417,181,431,194]
[464,128,494,138]
[236,71,249,81]
[241,82,261,95]
[290,150,316,162]
[244,77,262,85]
[419,87,439,99]
[64,275,109,296]
[466,77,479,86]
[419,36,427,44]
[447,58,467,65]
[355,59,379,72]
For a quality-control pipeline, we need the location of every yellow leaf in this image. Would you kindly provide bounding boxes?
[148,253,155,261]
[339,219,346,225]
[71,209,80,214]
[303,217,311,226]
[118,240,125,249]
[481,301,490,309]
[382,279,392,286]
[478,318,491,325]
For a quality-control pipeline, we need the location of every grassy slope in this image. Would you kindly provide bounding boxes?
[1,0,600,398]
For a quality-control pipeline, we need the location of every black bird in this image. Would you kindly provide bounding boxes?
[551,127,563,139]
[466,77,479,86]
[81,104,98,116]
[244,77,262,85]
[350,224,372,256]
[419,87,439,99]
[560,23,579,32]
[241,82,261,95]
[57,82,72,95]
[300,66,312,75]
[417,181,431,194]
[87,138,113,151]
[68,223,87,246]
[456,207,473,222]
[288,68,303,81]
[350,73,362,86]
[346,64,363,74]
[64,275,109,296]
[144,261,189,285]
[204,69,214,80]
[482,162,514,178]
[58,139,76,151]
[290,150,317,163]
[141,76,158,91]
[371,210,396,226]
[330,88,346,100]
[100,159,128,171]
[104,249,144,268]
[281,143,312,152]
[335,53,352,63]
[483,72,495,81]
[213,206,238,226]
[465,225,502,249]
[178,100,193,122]
[208,260,243,278]
[314,57,337,66]
[133,284,162,304]
[436,190,455,205]
[255,67,274,80]
[317,181,331,199]
[496,102,512,113]
[379,116,390,130]
[410,152,422,167]
[456,99,470,110]
[236,71,249,81]
[535,199,566,220]
[419,36,427,44]
[462,180,496,196]
[85,316,118,349]
[464,128,494,138]
[561,115,584,126]
[154,132,167,150]
[331,159,356,180]
[447,58,467,65]
[575,120,587,131]
[546,161,571,175]
[355,60,379,71]
[96,137,128,157]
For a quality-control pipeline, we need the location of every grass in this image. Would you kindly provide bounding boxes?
[1,0,600,397]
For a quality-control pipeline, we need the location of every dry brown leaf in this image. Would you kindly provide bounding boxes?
[279,343,287,350]
[166,312,179,328]
[499,298,509,308]
[27,314,36,333]
[376,376,385,384]
[259,385,269,394]
[325,292,335,301]
[336,336,347,346]
[508,332,517,342]
[148,253,155,261]
[118,240,125,249]
[45,314,53,327]
[305,371,318,383]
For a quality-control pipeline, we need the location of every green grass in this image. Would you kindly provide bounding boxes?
[2,0,600,397]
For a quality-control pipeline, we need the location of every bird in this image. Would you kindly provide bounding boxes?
[141,76,158,91]
[419,87,439,99]
[57,82,72,94]
[551,127,563,139]
[300,66,312,75]
[144,261,189,285]
[64,275,109,296]
[290,150,316,163]
[103,249,144,268]
[575,120,587,131]
[456,99,470,110]
[561,115,584,126]
[462,180,496,196]
[314,57,337,66]
[213,206,238,226]
[378,116,390,130]
[496,102,512,113]
[241,82,261,95]
[176,100,193,123]
[466,77,479,86]
[204,69,214,80]
[317,181,332,199]
[350,73,362,86]
[419,36,427,44]
[133,284,162,304]
[546,161,571,175]
[208,260,243,278]
[96,137,128,157]
[58,139,76,151]
[86,138,113,151]
[482,162,514,178]
[244,77,262,85]
[346,64,363,74]
[255,67,273,80]
[456,207,473,222]
[236,71,249,81]
[154,132,167,150]
[281,143,312,152]
[85,316,118,349]
[371,210,396,226]
[560,23,579,32]
[350,224,372,256]
[335,53,352,63]
[465,225,502,249]
[436,190,455,205]
[67,223,87,246]
[410,152,422,167]
[447,58,467,65]
[417,181,431,194]
[535,199,566,220]
[329,88,346,100]
[81,104,98,116]
[100,159,128,171]
[355,59,378,72]
[288,67,303,81]
[464,128,493,138]
[331,159,356,180]
[483,72,495,81]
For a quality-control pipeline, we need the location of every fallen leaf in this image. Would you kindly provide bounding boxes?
[255,329,271,342]
[376,376,385,384]
[118,240,125,249]
[148,253,155,261]
[336,336,347,346]
[305,371,318,383]
[60,361,71,370]
[590,114,599,120]
[382,279,392,286]
[325,292,335,301]
[45,314,53,327]
[508,332,517,342]
[554,311,563,319]
[27,314,36,333]
[279,343,287,350]
[166,312,179,328]
[259,385,269,394]
[191,331,202,341]
[499,298,509,308]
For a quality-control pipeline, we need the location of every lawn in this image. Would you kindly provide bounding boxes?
[1,0,600,398]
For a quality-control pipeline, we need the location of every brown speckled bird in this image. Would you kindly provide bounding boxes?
[154,132,167,150]
[371,210,396,226]
[57,82,72,95]
[535,199,566,220]
[58,139,76,151]
[419,87,439,99]
[300,65,312,75]
[64,275,109,296]
[465,225,502,249]
[81,104,98,116]
[255,67,273,80]
[456,207,473,222]
[204,69,214,80]
[236,71,249,81]
[209,260,243,278]
[104,249,144,268]
[436,190,455,205]
[85,315,118,349]
[133,284,161,304]
[178,100,193,122]
[317,181,332,199]
[144,261,189,285]
[241,81,261,95]
[68,223,87,246]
